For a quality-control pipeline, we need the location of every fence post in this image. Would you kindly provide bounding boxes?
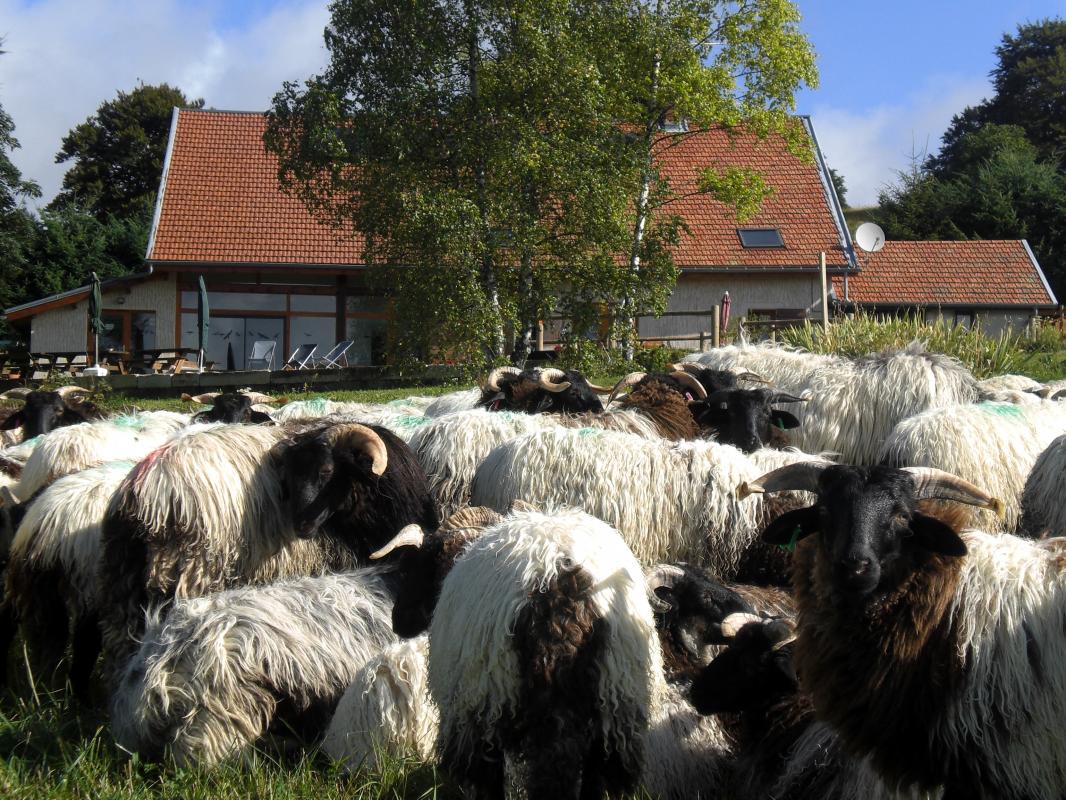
[713,305,721,347]
[536,320,545,351]
[739,315,746,341]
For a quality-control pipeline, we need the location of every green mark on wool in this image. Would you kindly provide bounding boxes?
[102,460,135,472]
[110,414,146,429]
[978,402,1024,418]
[578,427,602,437]
[394,415,429,428]
[307,397,330,413]
[497,411,518,422]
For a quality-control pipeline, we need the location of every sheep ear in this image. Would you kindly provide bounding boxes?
[0,411,24,431]
[762,507,819,548]
[910,513,968,557]
[248,411,275,425]
[770,410,800,430]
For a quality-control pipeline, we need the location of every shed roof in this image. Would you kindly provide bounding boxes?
[834,240,1056,308]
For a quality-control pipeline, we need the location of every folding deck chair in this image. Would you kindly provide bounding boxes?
[314,340,354,369]
[283,343,318,370]
[247,340,277,371]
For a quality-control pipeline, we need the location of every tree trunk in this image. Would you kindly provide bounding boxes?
[619,0,664,361]
[465,0,504,366]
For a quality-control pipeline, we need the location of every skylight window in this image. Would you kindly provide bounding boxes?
[738,228,784,248]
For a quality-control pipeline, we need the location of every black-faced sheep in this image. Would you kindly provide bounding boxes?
[740,461,1066,798]
[0,386,102,442]
[109,565,399,766]
[98,419,436,673]
[479,366,610,414]
[183,391,275,424]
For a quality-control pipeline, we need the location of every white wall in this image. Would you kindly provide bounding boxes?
[29,274,177,352]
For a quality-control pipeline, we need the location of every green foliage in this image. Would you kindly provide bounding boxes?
[697,166,774,222]
[51,83,203,219]
[779,310,1026,379]
[267,0,817,367]
[829,167,847,208]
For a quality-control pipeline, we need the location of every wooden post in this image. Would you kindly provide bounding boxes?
[712,305,721,348]
[536,320,545,351]
[819,251,829,334]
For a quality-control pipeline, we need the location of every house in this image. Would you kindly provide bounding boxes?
[4,108,1056,365]
[831,240,1055,335]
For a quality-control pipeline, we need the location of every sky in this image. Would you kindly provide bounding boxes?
[1,0,1063,208]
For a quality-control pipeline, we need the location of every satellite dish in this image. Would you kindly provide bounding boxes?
[855,222,886,253]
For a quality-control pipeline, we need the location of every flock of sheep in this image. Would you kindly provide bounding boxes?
[0,346,1065,799]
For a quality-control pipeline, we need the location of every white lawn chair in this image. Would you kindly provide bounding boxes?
[247,340,277,371]
[284,343,318,370]
[314,340,354,369]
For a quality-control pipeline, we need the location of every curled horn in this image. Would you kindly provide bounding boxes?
[719,612,764,638]
[645,564,685,613]
[674,362,703,374]
[737,371,768,384]
[645,564,685,592]
[537,368,571,393]
[769,391,807,405]
[484,366,522,392]
[0,388,32,401]
[369,524,425,560]
[586,382,615,394]
[240,391,277,404]
[669,370,708,399]
[181,392,219,405]
[902,467,1005,518]
[737,461,829,499]
[606,372,646,406]
[325,423,388,476]
[54,385,90,399]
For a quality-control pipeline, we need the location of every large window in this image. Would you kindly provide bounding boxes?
[181,314,283,370]
[90,310,156,353]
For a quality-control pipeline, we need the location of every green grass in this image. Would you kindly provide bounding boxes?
[0,684,459,800]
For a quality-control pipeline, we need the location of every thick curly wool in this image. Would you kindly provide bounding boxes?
[411,408,661,519]
[109,566,398,767]
[793,529,1066,796]
[641,681,731,799]
[271,402,428,441]
[321,635,438,771]
[429,508,662,791]
[879,401,1066,531]
[98,423,360,670]
[1020,434,1066,537]
[424,388,482,418]
[614,381,698,441]
[796,344,978,464]
[689,343,844,394]
[13,412,189,502]
[7,460,134,614]
[470,428,820,573]
[977,374,1044,395]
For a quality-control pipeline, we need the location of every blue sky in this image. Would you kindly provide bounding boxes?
[1,0,1062,206]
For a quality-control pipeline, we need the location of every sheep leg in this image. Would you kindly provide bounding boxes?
[438,732,505,800]
[522,727,585,800]
[68,612,101,703]
[0,598,16,685]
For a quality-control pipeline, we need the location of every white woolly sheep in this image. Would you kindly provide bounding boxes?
[428,508,668,798]
[320,635,438,771]
[977,373,1045,396]
[469,427,822,577]
[1019,433,1066,538]
[686,343,845,394]
[411,408,662,518]
[2,460,134,697]
[7,410,190,504]
[98,419,436,674]
[109,566,399,767]
[879,399,1066,531]
[423,388,482,418]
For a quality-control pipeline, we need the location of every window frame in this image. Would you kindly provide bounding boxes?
[737,228,785,248]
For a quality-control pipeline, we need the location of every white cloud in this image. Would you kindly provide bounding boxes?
[0,0,330,205]
[809,75,991,207]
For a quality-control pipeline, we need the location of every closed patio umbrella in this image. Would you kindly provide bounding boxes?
[197,275,210,372]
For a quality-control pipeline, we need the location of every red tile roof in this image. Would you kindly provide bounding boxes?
[149,110,364,265]
[148,109,851,270]
[832,240,1055,307]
